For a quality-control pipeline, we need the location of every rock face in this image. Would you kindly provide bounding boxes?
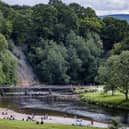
[12,46,39,87]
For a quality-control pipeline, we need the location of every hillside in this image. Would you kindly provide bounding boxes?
[0,0,129,86]
[100,14,129,23]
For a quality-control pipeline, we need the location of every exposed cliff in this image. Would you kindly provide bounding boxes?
[11,46,39,87]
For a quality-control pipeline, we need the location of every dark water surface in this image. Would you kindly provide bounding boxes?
[0,96,129,124]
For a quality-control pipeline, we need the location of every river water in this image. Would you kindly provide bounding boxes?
[0,96,129,125]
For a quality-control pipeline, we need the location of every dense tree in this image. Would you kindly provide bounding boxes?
[28,30,102,84]
[0,11,5,33]
[101,17,129,51]
[116,51,129,100]
[79,18,103,38]
[32,5,58,40]
[28,39,69,84]
[86,32,103,58]
[69,3,96,19]
[3,20,13,38]
[67,46,82,84]
[53,1,79,33]
[0,34,17,85]
[0,11,13,39]
[0,34,8,51]
[109,43,122,55]
[0,1,16,19]
[0,62,5,84]
[65,31,97,84]
[1,51,17,85]
[12,9,33,44]
[1,0,129,87]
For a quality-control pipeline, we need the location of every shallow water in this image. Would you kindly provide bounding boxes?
[0,96,129,124]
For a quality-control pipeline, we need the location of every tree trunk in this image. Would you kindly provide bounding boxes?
[112,88,115,96]
[112,90,114,96]
[125,90,128,101]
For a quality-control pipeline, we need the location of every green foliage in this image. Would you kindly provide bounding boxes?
[96,64,107,84]
[0,34,8,51]
[67,46,82,84]
[0,51,17,85]
[0,0,103,85]
[97,51,129,100]
[0,1,16,19]
[56,2,79,32]
[28,30,102,84]
[80,18,103,37]
[1,0,129,87]
[0,62,5,84]
[32,5,57,39]
[109,120,121,129]
[102,17,129,51]
[3,20,13,38]
[109,43,122,55]
[69,3,96,19]
[0,33,17,85]
[12,10,33,44]
[65,31,98,84]
[116,51,129,100]
[28,39,69,84]
[86,32,103,58]
[121,37,129,51]
[0,11,5,33]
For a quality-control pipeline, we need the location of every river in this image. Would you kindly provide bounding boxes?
[0,96,129,125]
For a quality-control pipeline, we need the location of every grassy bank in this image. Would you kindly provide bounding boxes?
[79,91,129,110]
[0,119,104,129]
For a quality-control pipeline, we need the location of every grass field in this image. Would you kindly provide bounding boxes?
[0,119,104,129]
[80,91,129,110]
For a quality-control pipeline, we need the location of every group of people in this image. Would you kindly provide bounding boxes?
[1,111,15,120]
[1,111,95,127]
[22,113,49,125]
[1,111,49,125]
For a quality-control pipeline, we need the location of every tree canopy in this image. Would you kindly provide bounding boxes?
[0,0,129,88]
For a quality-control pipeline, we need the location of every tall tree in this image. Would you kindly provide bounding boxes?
[116,51,129,101]
[66,31,97,84]
[97,56,119,95]
[98,51,129,100]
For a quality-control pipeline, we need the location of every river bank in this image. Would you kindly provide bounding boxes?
[79,92,129,110]
[0,107,108,128]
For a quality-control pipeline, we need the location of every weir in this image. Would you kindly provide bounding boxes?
[0,85,85,97]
